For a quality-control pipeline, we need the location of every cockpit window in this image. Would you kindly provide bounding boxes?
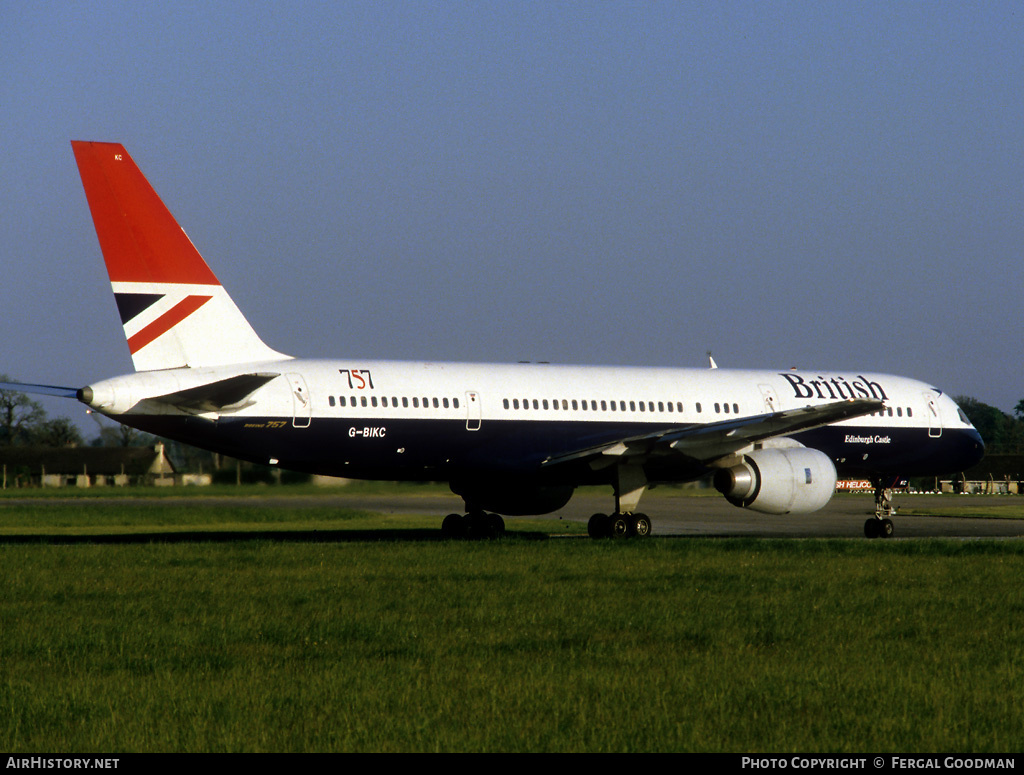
[958,408,972,425]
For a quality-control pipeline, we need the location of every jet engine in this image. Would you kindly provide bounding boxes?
[713,447,837,514]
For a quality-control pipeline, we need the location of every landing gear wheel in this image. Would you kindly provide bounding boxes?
[633,513,652,537]
[609,513,631,538]
[588,513,610,539]
[485,513,506,538]
[463,512,505,539]
[442,513,466,538]
[864,516,896,539]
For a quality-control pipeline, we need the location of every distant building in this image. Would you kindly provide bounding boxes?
[0,444,176,488]
[945,454,1024,494]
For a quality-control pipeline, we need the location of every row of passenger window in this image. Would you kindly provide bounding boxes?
[501,398,742,415]
[325,393,746,416]
[328,395,461,410]
[871,406,913,418]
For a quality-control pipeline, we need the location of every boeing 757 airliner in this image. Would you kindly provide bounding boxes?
[2,142,985,538]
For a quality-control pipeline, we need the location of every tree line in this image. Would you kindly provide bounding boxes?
[954,396,1024,455]
[1,375,151,448]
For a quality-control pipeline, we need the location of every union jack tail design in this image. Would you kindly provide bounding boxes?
[71,141,291,372]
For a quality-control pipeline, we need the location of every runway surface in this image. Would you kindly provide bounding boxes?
[4,491,1023,540]
[297,491,1024,539]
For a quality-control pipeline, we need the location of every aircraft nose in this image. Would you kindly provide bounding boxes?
[958,428,986,470]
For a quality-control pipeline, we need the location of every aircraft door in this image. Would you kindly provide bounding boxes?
[288,373,312,428]
[465,391,481,431]
[759,384,779,414]
[924,393,942,438]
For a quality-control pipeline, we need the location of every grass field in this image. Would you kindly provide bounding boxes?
[2,493,1023,752]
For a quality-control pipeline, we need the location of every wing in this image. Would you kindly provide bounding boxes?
[0,381,80,399]
[541,397,883,470]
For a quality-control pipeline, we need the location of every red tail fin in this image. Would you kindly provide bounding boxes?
[72,142,219,285]
[72,142,290,371]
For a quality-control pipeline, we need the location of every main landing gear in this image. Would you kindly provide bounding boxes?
[587,462,652,539]
[864,479,896,539]
[588,512,652,538]
[442,511,505,539]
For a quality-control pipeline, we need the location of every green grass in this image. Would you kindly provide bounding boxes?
[3,505,1024,751]
[0,499,574,537]
[0,501,396,534]
[0,480,454,499]
[902,501,1024,520]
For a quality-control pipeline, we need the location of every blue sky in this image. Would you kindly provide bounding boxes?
[3,1,1022,429]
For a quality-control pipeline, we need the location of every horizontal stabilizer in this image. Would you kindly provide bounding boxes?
[145,373,280,413]
[0,381,81,399]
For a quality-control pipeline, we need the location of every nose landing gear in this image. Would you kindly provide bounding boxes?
[864,479,896,538]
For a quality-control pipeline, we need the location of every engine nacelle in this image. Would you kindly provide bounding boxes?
[713,447,837,514]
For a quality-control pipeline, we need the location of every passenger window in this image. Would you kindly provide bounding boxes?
[443,397,449,409]
[433,398,440,408]
[329,396,336,407]
[402,397,409,408]
[371,396,378,407]
[533,399,539,410]
[361,396,368,408]
[453,398,459,409]
[413,397,420,408]
[543,399,550,410]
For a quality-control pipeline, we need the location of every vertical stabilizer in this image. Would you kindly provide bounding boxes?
[71,141,291,371]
